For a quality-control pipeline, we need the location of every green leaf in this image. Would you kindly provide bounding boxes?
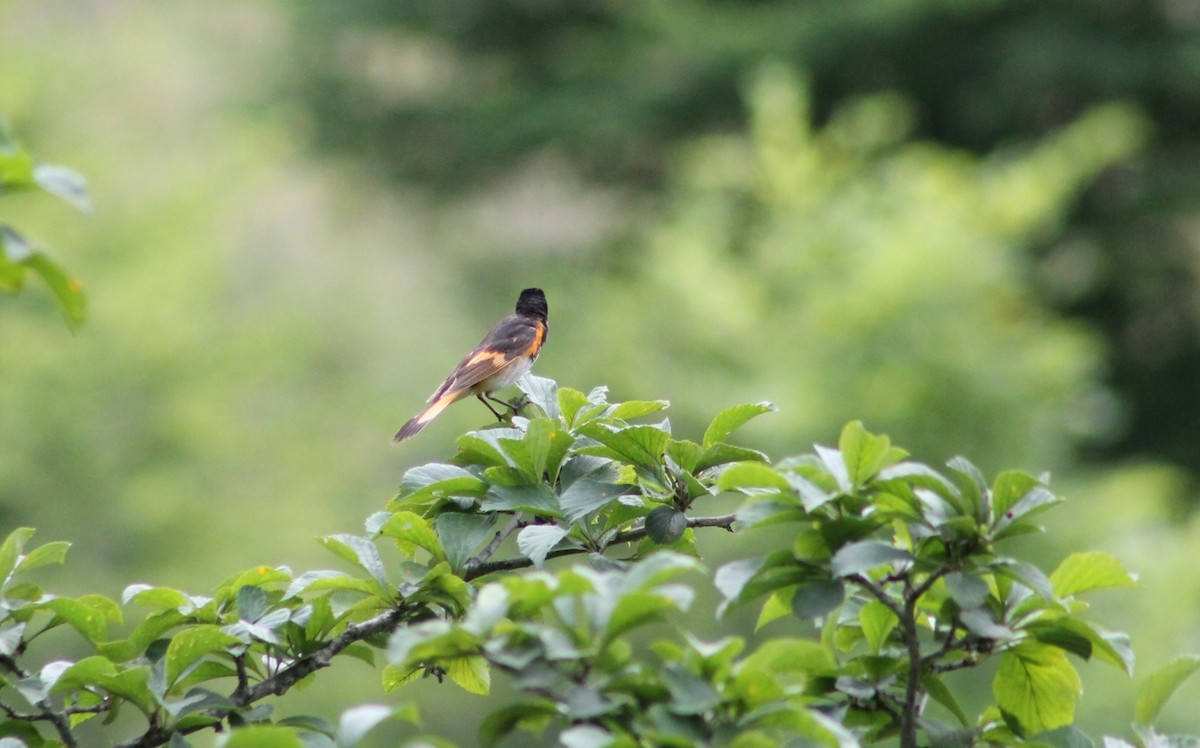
[516,374,560,421]
[610,399,670,421]
[859,600,898,653]
[446,655,490,695]
[716,462,790,492]
[579,423,670,468]
[714,557,765,605]
[667,439,704,473]
[944,572,991,609]
[166,625,242,686]
[560,479,632,523]
[990,470,1040,520]
[48,596,120,644]
[25,252,86,330]
[516,525,569,568]
[378,511,445,562]
[791,579,845,621]
[923,674,970,728]
[32,164,91,212]
[831,540,913,578]
[557,386,590,427]
[221,725,306,747]
[1049,552,1137,598]
[703,402,776,447]
[337,704,403,747]
[434,513,497,572]
[0,528,36,583]
[319,535,389,590]
[284,570,379,599]
[645,506,687,544]
[397,463,488,501]
[1037,726,1095,748]
[98,666,157,714]
[993,643,1082,734]
[1134,654,1200,726]
[661,665,720,714]
[15,541,70,574]
[838,421,906,489]
[50,656,118,694]
[481,484,561,516]
[479,700,557,747]
[695,442,770,472]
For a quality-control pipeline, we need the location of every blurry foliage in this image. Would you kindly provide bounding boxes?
[287,0,1200,478]
[0,121,89,329]
[567,68,1145,472]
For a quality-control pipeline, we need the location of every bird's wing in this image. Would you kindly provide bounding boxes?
[426,315,542,401]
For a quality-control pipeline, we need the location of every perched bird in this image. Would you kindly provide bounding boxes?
[394,288,548,442]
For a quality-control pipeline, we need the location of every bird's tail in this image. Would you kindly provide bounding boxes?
[393,390,462,442]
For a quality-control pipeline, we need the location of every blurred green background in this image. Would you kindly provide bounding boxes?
[3,0,1200,743]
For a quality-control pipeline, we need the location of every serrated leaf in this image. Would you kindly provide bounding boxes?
[993,643,1081,734]
[703,402,776,447]
[1050,552,1137,598]
[516,525,568,568]
[831,541,913,578]
[1134,654,1200,726]
[645,506,687,545]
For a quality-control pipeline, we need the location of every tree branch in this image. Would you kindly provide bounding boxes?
[463,513,737,582]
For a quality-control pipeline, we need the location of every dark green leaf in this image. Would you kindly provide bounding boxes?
[791,579,845,620]
[560,479,632,523]
[831,540,913,578]
[1036,726,1095,748]
[434,513,497,572]
[645,506,687,545]
[703,402,776,447]
[661,665,720,714]
[480,483,560,516]
[479,700,557,747]
[398,463,488,500]
[945,572,991,609]
[319,535,388,590]
[236,586,268,623]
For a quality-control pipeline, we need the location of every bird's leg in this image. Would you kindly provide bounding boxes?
[485,392,530,418]
[476,393,507,421]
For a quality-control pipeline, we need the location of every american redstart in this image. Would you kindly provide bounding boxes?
[394,288,549,442]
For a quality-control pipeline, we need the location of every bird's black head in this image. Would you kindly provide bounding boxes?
[515,288,548,320]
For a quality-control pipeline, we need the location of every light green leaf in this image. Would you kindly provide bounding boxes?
[48,596,120,644]
[25,253,86,331]
[15,541,70,574]
[0,528,36,584]
[50,656,117,694]
[993,643,1082,734]
[859,600,898,653]
[610,399,670,421]
[579,423,670,468]
[378,512,445,562]
[558,386,590,427]
[838,420,906,489]
[221,725,306,747]
[445,655,490,695]
[1134,654,1200,726]
[1050,552,1137,598]
[703,402,776,447]
[716,462,790,492]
